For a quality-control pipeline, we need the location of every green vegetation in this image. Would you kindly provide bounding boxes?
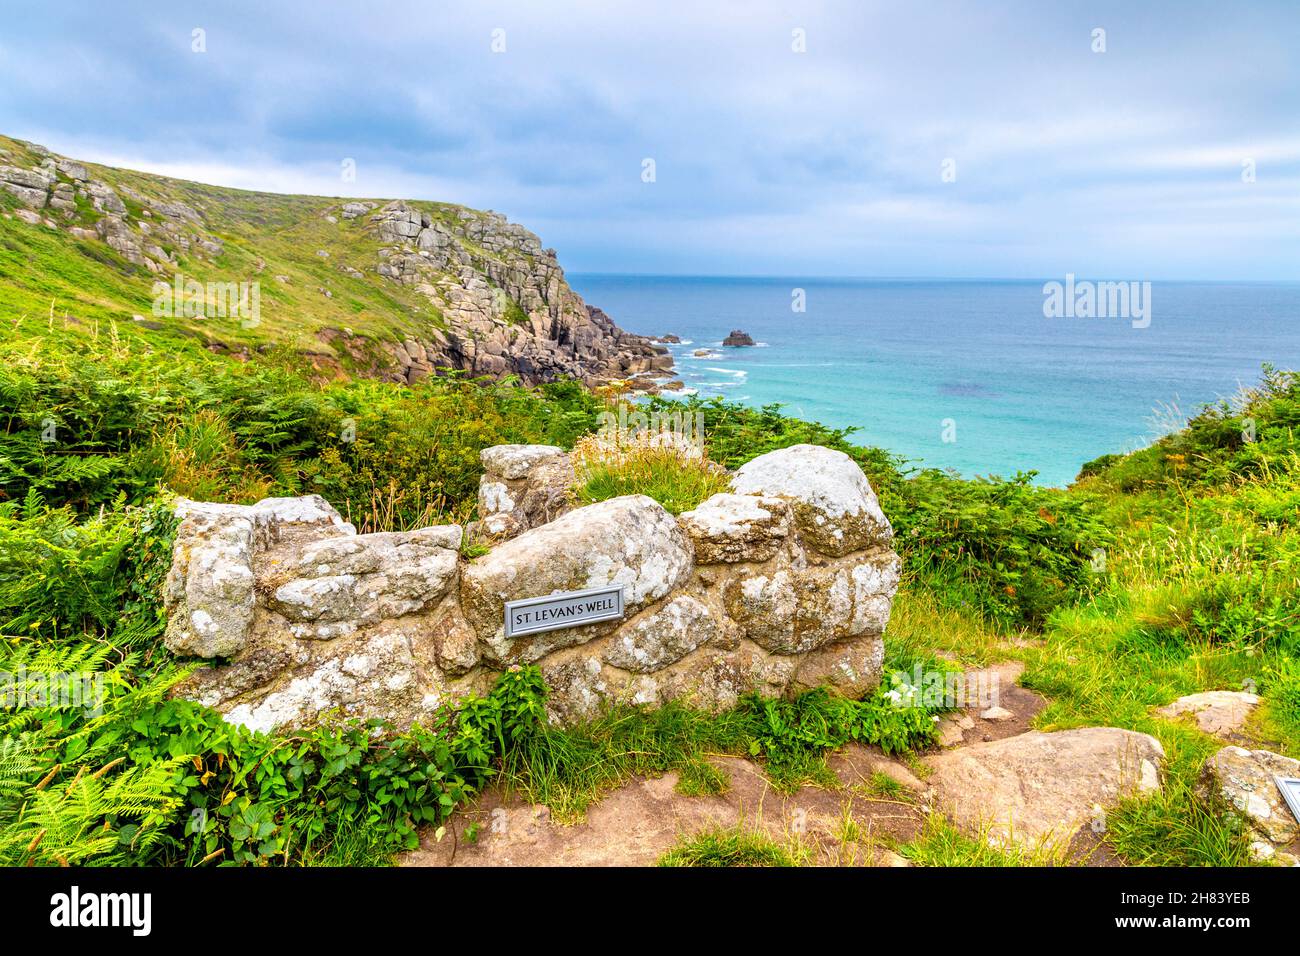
[493,670,952,823]
[572,445,732,515]
[0,134,480,355]
[646,394,1113,627]
[899,814,1068,867]
[0,321,601,529]
[658,823,804,867]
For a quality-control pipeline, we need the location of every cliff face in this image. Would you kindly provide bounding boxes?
[358,201,673,387]
[0,135,674,390]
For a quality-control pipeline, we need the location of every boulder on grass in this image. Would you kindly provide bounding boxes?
[1198,746,1299,850]
[1156,690,1259,737]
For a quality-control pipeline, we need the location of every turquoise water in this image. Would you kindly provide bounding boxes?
[570,276,1300,486]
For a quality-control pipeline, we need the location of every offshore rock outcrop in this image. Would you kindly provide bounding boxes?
[165,444,901,730]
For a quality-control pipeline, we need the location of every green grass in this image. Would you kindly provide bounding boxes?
[0,132,521,361]
[573,448,731,515]
[900,814,1069,867]
[496,702,752,823]
[492,680,951,824]
[674,758,730,797]
[658,824,804,867]
[858,770,910,802]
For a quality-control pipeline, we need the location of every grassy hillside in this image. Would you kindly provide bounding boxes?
[0,135,467,357]
[1,134,670,393]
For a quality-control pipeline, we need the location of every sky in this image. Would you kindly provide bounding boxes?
[1,0,1297,279]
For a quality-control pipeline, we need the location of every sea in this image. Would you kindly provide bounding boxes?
[569,275,1300,487]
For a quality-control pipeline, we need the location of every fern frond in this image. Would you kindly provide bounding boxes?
[0,734,41,803]
[0,757,184,866]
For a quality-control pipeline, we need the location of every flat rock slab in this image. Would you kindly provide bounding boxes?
[1156,690,1259,738]
[402,744,925,868]
[924,727,1165,847]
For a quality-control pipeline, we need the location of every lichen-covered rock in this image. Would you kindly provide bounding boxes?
[602,595,719,672]
[220,628,465,734]
[540,643,797,725]
[461,495,693,663]
[844,554,901,636]
[0,164,52,208]
[266,526,461,627]
[789,631,885,698]
[163,496,354,657]
[723,568,798,650]
[730,444,892,556]
[431,606,481,677]
[723,552,900,654]
[164,506,256,659]
[677,493,792,563]
[165,495,356,658]
[481,444,568,481]
[474,444,575,540]
[537,656,609,724]
[201,494,356,549]
[617,644,798,715]
[925,728,1165,847]
[1198,746,1299,848]
[164,440,904,730]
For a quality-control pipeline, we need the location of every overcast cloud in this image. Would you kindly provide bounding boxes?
[1,0,1296,278]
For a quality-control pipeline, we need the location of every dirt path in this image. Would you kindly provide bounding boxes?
[403,743,927,867]
[402,661,1051,867]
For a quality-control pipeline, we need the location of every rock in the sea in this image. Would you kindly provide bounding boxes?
[1198,746,1299,848]
[730,444,893,556]
[460,495,694,663]
[722,329,755,347]
[925,728,1165,846]
[1156,690,1259,737]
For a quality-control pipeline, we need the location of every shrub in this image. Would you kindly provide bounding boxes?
[0,329,602,529]
[887,471,1113,626]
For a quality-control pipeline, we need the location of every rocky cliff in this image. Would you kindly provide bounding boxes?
[0,135,674,390]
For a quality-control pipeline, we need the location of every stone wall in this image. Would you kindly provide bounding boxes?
[165,444,900,731]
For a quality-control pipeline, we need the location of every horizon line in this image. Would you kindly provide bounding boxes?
[569,271,1300,284]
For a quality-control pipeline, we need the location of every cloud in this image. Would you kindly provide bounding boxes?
[0,0,1297,278]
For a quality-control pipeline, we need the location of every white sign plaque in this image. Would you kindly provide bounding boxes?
[504,585,625,638]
